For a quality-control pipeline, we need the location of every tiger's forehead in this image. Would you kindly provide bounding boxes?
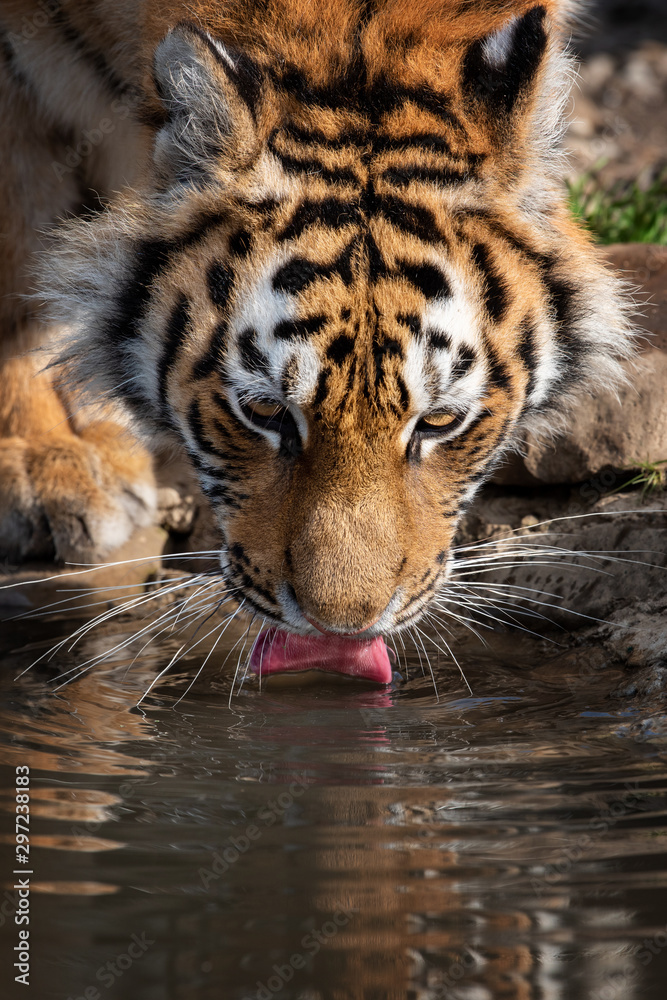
[223,222,490,424]
[210,104,511,421]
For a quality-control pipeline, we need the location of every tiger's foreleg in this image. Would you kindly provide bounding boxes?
[0,49,156,563]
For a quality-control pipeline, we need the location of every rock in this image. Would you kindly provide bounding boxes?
[601,603,667,670]
[495,244,667,486]
[613,663,667,698]
[457,488,667,631]
[157,486,197,535]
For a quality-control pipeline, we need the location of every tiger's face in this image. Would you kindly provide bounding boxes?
[172,189,520,637]
[49,3,631,651]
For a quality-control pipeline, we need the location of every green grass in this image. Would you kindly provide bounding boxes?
[606,459,667,499]
[567,169,667,245]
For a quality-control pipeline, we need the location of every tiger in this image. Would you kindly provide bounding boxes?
[0,0,633,681]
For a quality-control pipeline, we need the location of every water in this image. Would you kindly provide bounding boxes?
[2,604,667,1000]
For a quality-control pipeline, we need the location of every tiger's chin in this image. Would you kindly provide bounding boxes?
[249,627,394,685]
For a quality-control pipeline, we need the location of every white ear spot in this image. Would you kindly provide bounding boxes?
[482,16,519,69]
[209,38,238,72]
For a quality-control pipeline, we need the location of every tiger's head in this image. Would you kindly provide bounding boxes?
[47,1,632,664]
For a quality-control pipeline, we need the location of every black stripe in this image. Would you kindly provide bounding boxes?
[270,49,454,140]
[399,261,451,300]
[238,574,277,608]
[312,368,330,407]
[546,273,577,333]
[326,335,355,364]
[372,335,403,391]
[238,328,271,374]
[542,270,584,384]
[461,411,491,440]
[451,345,477,380]
[396,374,410,413]
[212,419,245,456]
[229,228,252,258]
[471,242,509,323]
[282,122,368,150]
[377,194,442,244]
[399,579,438,613]
[212,391,258,445]
[462,212,584,373]
[207,260,234,308]
[111,239,171,349]
[485,340,511,390]
[345,356,358,398]
[194,459,237,482]
[268,137,358,186]
[368,78,464,131]
[460,211,584,375]
[217,49,263,120]
[274,315,327,340]
[383,164,468,187]
[375,336,404,361]
[272,239,356,294]
[157,294,190,417]
[427,330,452,352]
[461,210,550,270]
[109,211,226,352]
[276,198,360,243]
[397,313,421,337]
[229,587,279,617]
[187,400,228,460]
[365,232,387,279]
[198,481,244,508]
[275,63,465,129]
[193,320,227,380]
[517,319,538,402]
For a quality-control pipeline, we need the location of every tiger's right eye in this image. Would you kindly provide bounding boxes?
[414,411,466,437]
[245,399,282,422]
[240,399,301,454]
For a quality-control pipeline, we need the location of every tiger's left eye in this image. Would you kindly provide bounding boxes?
[414,411,466,436]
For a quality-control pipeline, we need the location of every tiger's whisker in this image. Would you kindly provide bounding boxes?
[414,621,473,698]
[409,625,441,701]
[43,586,233,684]
[138,602,244,705]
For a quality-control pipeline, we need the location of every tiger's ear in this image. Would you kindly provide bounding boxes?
[152,23,263,185]
[461,5,550,122]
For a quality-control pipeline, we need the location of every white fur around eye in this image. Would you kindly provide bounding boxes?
[482,16,519,69]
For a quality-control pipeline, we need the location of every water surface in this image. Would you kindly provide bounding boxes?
[1,606,667,1000]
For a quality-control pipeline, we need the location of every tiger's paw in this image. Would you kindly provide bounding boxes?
[0,423,157,564]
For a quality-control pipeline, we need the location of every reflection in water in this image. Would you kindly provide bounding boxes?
[1,610,667,1000]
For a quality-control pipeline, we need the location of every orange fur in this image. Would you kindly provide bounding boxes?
[0,1,632,638]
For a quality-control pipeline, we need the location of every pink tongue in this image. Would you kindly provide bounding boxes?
[249,627,393,685]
